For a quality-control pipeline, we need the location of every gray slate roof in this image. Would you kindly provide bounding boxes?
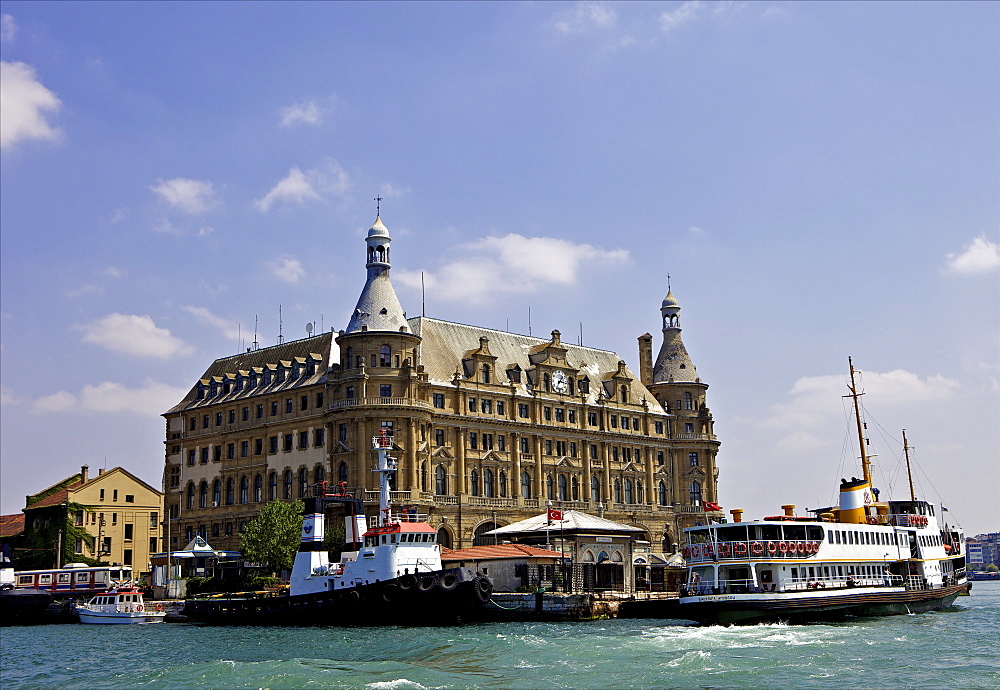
[484,510,645,536]
[652,329,699,383]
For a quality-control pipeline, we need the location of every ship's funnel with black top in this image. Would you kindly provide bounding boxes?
[839,477,874,524]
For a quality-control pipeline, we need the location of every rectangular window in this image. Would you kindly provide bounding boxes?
[518,404,529,418]
[435,429,445,446]
[74,510,84,526]
[253,438,262,455]
[124,524,133,540]
[256,404,264,419]
[189,417,197,431]
[654,421,664,434]
[684,422,694,433]
[150,512,158,528]
[286,399,294,414]
[123,549,133,566]
[469,433,478,450]
[433,393,445,408]
[346,386,355,399]
[544,440,553,455]
[270,401,278,416]
[610,415,617,428]
[113,490,118,501]
[215,412,223,426]
[468,398,477,412]
[213,445,222,462]
[314,428,325,446]
[555,408,565,422]
[299,431,309,449]
[497,401,505,416]
[150,537,158,553]
[188,450,196,466]
[497,435,506,451]
[544,407,552,421]
[380,384,392,398]
[339,423,348,441]
[203,415,209,428]
[301,395,309,411]
[570,442,577,457]
[316,392,324,407]
[590,444,598,460]
[633,417,640,430]
[556,441,566,456]
[269,436,278,454]
[111,512,117,525]
[228,409,236,424]
[689,452,699,466]
[242,406,249,421]
[100,488,105,501]
[200,447,209,464]
[621,416,629,430]
[657,451,664,466]
[568,410,576,424]
[284,433,294,452]
[588,412,598,426]
[520,437,529,453]
[483,434,493,450]
[481,399,492,414]
[227,443,235,460]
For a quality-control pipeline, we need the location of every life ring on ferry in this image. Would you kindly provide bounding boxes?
[136,604,143,612]
[867,516,879,525]
[735,542,748,556]
[766,541,777,555]
[751,542,764,555]
[688,545,699,558]
[682,546,690,559]
[778,541,789,554]
[155,603,163,612]
[795,541,806,555]
[702,544,714,558]
[718,543,731,557]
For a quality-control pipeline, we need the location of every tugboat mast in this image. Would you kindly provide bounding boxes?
[847,357,872,485]
[902,429,916,502]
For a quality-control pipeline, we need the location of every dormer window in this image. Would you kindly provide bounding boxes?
[620,385,629,403]
[543,373,550,391]
[507,367,521,384]
[579,377,590,394]
[482,364,491,383]
[196,384,205,400]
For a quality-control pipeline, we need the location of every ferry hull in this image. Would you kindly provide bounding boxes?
[677,581,969,625]
[183,568,492,626]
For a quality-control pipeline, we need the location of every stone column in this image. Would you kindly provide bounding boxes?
[582,443,592,507]
[455,427,467,495]
[406,417,418,494]
[511,432,522,501]
[645,446,655,504]
[601,442,612,504]
[534,435,544,500]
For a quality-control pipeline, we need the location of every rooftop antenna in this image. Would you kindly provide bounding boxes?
[421,271,426,317]
[252,316,259,351]
[278,305,284,344]
[320,314,324,333]
[306,322,314,338]
[579,321,583,346]
[528,306,532,336]
[238,323,241,353]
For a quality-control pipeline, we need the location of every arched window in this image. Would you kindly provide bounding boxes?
[199,481,208,508]
[689,480,702,506]
[571,476,579,501]
[268,472,277,501]
[186,483,195,510]
[253,474,263,502]
[436,526,452,549]
[379,344,391,366]
[338,462,349,484]
[591,476,601,502]
[614,479,622,504]
[558,474,568,501]
[484,468,495,498]
[225,478,234,505]
[621,385,629,402]
[482,364,490,383]
[470,469,480,496]
[239,476,249,504]
[283,470,292,499]
[473,521,501,546]
[624,478,634,504]
[499,471,508,498]
[435,465,448,495]
[546,474,555,500]
[314,465,325,484]
[298,468,308,497]
[658,481,668,506]
[521,471,532,499]
[212,479,221,506]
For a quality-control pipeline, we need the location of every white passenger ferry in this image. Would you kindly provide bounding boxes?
[677,360,968,624]
[75,584,166,624]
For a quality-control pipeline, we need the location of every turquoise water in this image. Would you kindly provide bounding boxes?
[2,582,998,688]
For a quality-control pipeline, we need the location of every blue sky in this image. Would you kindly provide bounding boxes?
[2,1,997,536]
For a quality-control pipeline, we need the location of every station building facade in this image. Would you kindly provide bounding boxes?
[162,216,721,554]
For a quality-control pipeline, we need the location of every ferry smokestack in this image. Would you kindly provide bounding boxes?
[730,509,743,523]
[782,504,795,517]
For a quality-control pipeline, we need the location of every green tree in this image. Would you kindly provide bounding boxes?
[985,563,999,573]
[16,502,98,570]
[240,500,303,575]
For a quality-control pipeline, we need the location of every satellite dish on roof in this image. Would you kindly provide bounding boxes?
[306,322,314,336]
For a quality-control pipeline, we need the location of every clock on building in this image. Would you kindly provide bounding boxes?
[551,370,568,394]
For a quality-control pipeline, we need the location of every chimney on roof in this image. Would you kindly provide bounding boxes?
[81,465,89,483]
[98,468,105,475]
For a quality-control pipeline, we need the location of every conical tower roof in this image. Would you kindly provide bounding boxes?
[345,216,411,334]
[652,288,698,383]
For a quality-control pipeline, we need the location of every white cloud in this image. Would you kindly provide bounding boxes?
[943,235,1000,275]
[268,257,306,283]
[152,218,184,236]
[379,182,412,198]
[254,162,349,212]
[280,99,329,126]
[31,379,188,418]
[397,233,629,304]
[1,384,20,407]
[77,313,194,359]
[660,0,705,33]
[554,2,617,34]
[66,283,103,298]
[1,14,16,42]
[182,305,241,340]
[150,178,219,214]
[102,266,126,278]
[0,60,62,149]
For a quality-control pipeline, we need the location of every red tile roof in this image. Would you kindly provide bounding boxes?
[441,543,563,561]
[0,513,25,537]
[24,482,82,510]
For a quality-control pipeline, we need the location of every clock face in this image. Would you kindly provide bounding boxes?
[551,370,568,393]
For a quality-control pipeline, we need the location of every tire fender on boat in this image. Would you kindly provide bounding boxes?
[418,575,439,592]
[398,574,418,591]
[439,574,459,592]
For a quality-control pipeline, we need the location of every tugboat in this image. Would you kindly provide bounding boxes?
[183,433,493,625]
[677,359,969,625]
[75,584,166,624]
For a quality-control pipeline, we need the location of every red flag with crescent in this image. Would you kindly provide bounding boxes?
[547,508,563,521]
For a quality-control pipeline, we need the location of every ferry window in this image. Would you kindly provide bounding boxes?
[19,575,33,585]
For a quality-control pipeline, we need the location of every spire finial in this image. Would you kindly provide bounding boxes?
[667,273,671,292]
[374,195,383,216]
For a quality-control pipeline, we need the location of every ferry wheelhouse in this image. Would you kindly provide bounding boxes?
[678,360,969,624]
[13,564,133,598]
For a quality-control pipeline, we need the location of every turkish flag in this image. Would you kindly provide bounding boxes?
[547,508,563,521]
[703,502,721,512]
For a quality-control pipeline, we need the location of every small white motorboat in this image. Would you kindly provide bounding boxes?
[75,584,166,624]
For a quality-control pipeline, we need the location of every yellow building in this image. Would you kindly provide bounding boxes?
[21,465,163,576]
[163,215,721,555]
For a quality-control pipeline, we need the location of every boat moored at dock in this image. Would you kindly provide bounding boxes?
[677,360,968,625]
[75,584,166,624]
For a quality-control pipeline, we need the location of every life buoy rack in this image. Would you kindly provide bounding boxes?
[155,603,163,612]
[778,541,789,554]
[136,604,143,612]
[718,543,731,557]
[766,541,777,555]
[702,544,714,557]
[795,541,806,554]
[735,542,749,556]
[682,545,690,559]
[751,542,764,555]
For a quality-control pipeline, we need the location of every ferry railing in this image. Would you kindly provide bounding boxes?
[683,539,822,562]
[680,578,757,595]
[367,512,430,528]
[681,574,910,596]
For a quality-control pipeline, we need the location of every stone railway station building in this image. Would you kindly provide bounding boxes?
[162,216,721,555]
